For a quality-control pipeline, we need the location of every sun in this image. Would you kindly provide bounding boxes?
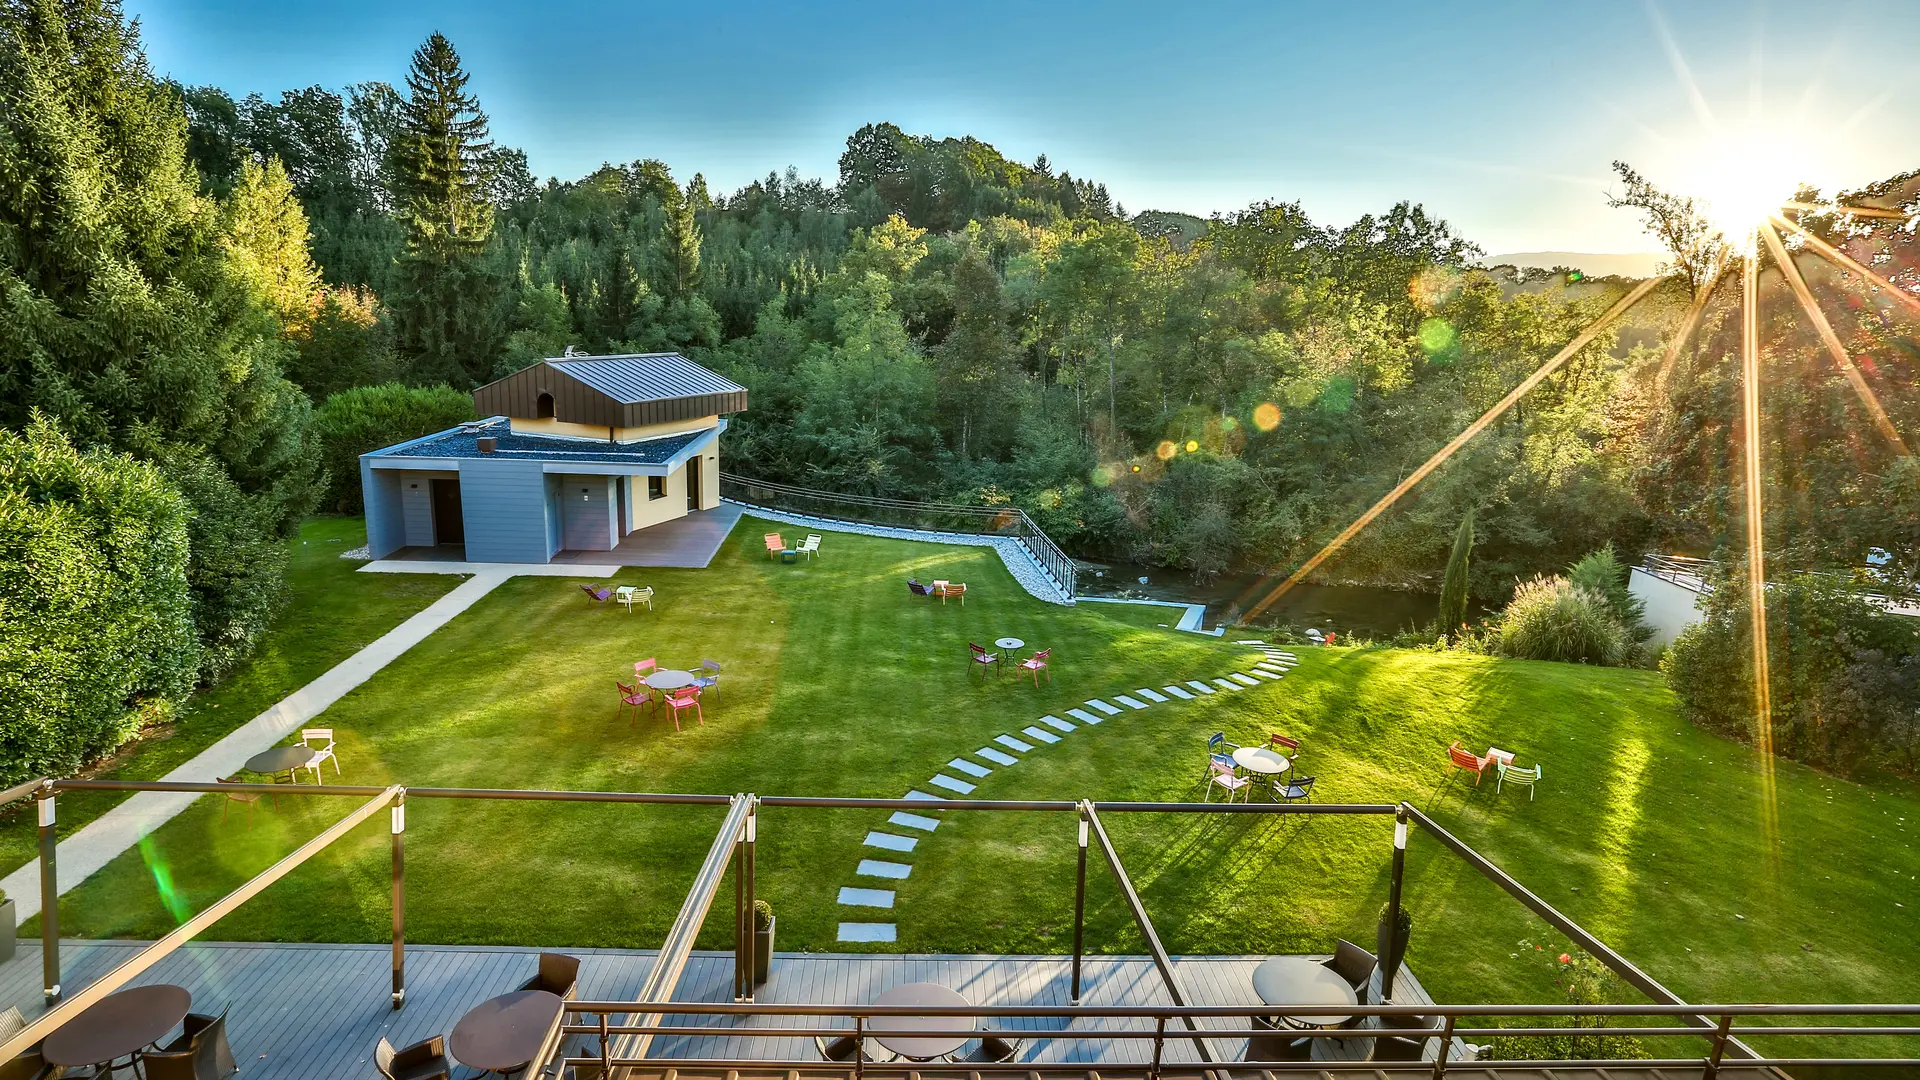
[1676,126,1802,250]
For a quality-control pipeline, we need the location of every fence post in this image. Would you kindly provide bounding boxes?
[854,1015,865,1080]
[391,790,405,1008]
[743,802,757,1003]
[1151,1015,1165,1080]
[1430,1015,1455,1079]
[1703,1012,1733,1080]
[1071,805,1088,1003]
[1383,806,1408,1001]
[732,815,747,1002]
[36,784,58,1001]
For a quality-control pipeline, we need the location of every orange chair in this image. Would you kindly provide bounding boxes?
[1021,649,1052,686]
[616,681,650,726]
[764,533,786,559]
[663,685,704,731]
[935,582,967,605]
[1446,741,1489,785]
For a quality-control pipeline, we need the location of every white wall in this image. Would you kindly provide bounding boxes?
[1630,567,1706,648]
[629,465,688,532]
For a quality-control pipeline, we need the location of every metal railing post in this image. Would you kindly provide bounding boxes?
[743,803,757,1002]
[1704,1012,1733,1079]
[853,1015,865,1080]
[733,822,746,1001]
[1429,1014,1455,1078]
[1151,1015,1165,1080]
[1383,805,1408,1001]
[36,783,58,1001]
[391,790,406,1008]
[1072,805,1088,1003]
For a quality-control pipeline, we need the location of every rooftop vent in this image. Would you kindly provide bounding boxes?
[477,436,497,454]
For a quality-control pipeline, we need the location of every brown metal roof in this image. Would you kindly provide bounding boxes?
[471,353,748,427]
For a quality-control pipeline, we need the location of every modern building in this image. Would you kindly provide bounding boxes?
[359,353,747,564]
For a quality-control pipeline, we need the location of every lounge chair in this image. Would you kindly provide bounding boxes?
[616,585,654,612]
[518,952,581,1000]
[1496,759,1542,799]
[374,1035,451,1080]
[580,583,613,603]
[907,579,932,598]
[1446,741,1489,784]
[764,533,786,559]
[934,581,967,605]
[797,534,821,559]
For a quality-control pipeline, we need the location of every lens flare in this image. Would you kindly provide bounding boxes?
[1155,441,1177,461]
[1739,252,1780,857]
[1676,127,1801,251]
[1184,440,1199,453]
[1417,317,1457,357]
[1771,213,1920,322]
[1252,403,1281,431]
[139,835,192,924]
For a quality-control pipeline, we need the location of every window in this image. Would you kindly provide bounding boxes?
[647,476,665,500]
[535,392,555,419]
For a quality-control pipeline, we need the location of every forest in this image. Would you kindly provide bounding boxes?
[4,0,1919,779]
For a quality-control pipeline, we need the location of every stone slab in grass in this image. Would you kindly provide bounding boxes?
[929,774,976,794]
[838,922,897,942]
[864,831,917,853]
[838,887,896,908]
[1085,699,1122,715]
[1252,669,1282,680]
[948,757,992,777]
[1065,708,1102,725]
[889,811,940,832]
[1213,678,1242,691]
[1230,673,1260,686]
[995,734,1033,753]
[1022,725,1061,744]
[1114,695,1148,710]
[1186,681,1217,694]
[1163,685,1195,700]
[1040,715,1077,732]
[1236,639,1267,645]
[1136,688,1168,703]
[903,790,943,804]
[858,860,911,879]
[976,747,1018,766]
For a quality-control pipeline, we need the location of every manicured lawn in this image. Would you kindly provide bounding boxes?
[33,516,1920,1056]
[0,518,460,874]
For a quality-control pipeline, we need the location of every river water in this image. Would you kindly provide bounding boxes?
[1077,561,1474,638]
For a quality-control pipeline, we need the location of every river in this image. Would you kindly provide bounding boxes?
[1076,561,1481,638]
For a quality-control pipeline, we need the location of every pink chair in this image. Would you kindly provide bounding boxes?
[1021,649,1052,686]
[634,658,659,711]
[616,681,650,726]
[1205,756,1254,803]
[663,685,704,731]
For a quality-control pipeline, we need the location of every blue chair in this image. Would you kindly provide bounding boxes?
[692,659,722,701]
[1203,732,1240,778]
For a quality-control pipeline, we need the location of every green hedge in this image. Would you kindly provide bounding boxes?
[0,419,199,784]
[313,384,474,513]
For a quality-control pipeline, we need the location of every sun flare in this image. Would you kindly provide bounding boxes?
[1677,128,1803,248]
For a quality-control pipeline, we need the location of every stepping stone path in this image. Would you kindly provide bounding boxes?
[836,655,1298,942]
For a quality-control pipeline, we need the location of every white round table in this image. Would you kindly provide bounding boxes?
[1233,745,1291,776]
[645,669,696,691]
[994,637,1024,651]
[871,982,972,1060]
[1251,957,1356,1028]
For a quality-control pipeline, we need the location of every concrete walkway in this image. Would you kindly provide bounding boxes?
[1,560,616,923]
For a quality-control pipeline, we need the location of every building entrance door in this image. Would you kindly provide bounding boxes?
[430,478,465,545]
[686,455,703,512]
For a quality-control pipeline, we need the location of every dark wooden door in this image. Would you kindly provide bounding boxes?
[430,478,465,545]
[686,455,702,512]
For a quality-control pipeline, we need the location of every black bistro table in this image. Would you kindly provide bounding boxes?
[244,744,317,784]
[451,989,565,1076]
[42,984,191,1078]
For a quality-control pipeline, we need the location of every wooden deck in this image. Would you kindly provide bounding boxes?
[0,941,1771,1079]
[551,503,744,567]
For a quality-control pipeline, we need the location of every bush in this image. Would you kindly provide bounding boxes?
[1483,936,1649,1061]
[0,418,199,784]
[1567,545,1650,643]
[160,450,291,680]
[1663,570,1920,774]
[1496,576,1628,665]
[312,384,474,513]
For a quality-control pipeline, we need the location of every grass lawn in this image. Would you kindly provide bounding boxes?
[0,518,460,874]
[33,515,1920,1055]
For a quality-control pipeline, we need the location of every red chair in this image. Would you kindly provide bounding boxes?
[1020,649,1052,686]
[616,681,650,726]
[1446,741,1489,785]
[1269,733,1300,758]
[969,643,1000,678]
[663,685,704,731]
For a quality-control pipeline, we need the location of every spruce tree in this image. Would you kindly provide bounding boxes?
[390,32,500,385]
[1438,509,1475,642]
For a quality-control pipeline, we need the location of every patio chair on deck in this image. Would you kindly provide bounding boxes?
[1206,755,1254,803]
[1244,1033,1314,1064]
[953,1036,1023,1064]
[1325,939,1379,1002]
[0,1006,57,1080]
[816,1036,895,1064]
[518,952,581,1000]
[144,1006,237,1080]
[374,1034,451,1080]
[1496,759,1542,800]
[1446,741,1489,785]
[1373,1015,1442,1061]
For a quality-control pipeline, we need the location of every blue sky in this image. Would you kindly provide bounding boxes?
[128,0,1919,254]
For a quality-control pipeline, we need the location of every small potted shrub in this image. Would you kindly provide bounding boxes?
[753,899,775,985]
[1376,902,1412,988]
[0,887,13,965]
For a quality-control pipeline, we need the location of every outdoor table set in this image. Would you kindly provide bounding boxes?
[40,984,192,1077]
[450,989,566,1076]
[851,981,1019,1065]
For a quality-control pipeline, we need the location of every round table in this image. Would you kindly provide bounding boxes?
[1251,957,1356,1028]
[645,669,696,691]
[42,984,191,1074]
[244,744,317,779]
[451,989,565,1074]
[1232,746,1291,776]
[994,637,1025,651]
[870,982,972,1060]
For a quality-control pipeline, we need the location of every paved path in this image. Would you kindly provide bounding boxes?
[0,561,619,923]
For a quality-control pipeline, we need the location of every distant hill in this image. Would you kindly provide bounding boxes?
[1482,251,1666,279]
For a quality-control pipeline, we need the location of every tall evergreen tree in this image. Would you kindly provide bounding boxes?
[1438,509,1475,641]
[389,32,500,385]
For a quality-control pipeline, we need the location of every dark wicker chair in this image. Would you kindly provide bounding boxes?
[1244,1033,1314,1063]
[374,1035,452,1080]
[144,1007,237,1079]
[815,1035,895,1063]
[1373,1015,1441,1061]
[0,1006,57,1080]
[954,1036,1022,1064]
[518,952,581,1000]
[1325,938,1378,1000]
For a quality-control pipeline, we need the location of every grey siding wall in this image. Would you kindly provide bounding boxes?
[399,472,440,546]
[362,462,406,559]
[459,460,554,563]
[545,474,563,557]
[559,474,617,551]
